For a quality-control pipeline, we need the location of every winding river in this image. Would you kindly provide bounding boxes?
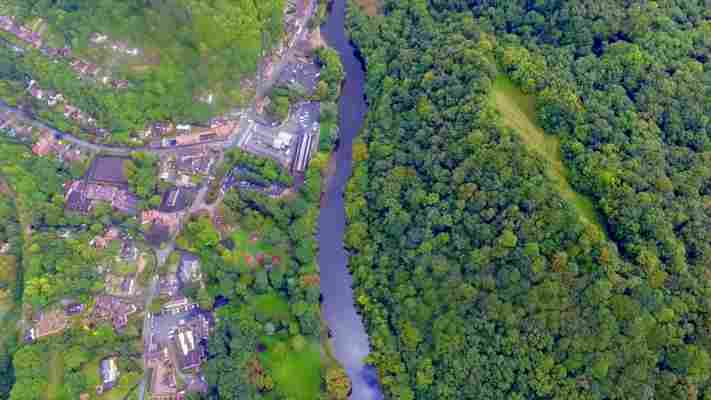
[319,1,383,399]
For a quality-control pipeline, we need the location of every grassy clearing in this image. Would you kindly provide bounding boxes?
[260,337,321,400]
[253,293,291,323]
[224,228,282,268]
[491,75,607,236]
[231,229,272,255]
[45,348,64,400]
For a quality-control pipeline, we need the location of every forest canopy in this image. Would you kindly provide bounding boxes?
[346,0,710,399]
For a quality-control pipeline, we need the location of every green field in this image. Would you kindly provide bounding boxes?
[491,75,607,237]
[260,337,321,400]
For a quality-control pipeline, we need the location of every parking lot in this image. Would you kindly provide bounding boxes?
[278,61,321,95]
[149,309,193,345]
[238,101,320,170]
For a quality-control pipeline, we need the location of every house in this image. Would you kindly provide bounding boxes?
[87,156,129,186]
[158,273,181,298]
[175,147,216,175]
[92,295,138,331]
[90,33,109,44]
[120,240,139,261]
[65,303,85,316]
[98,357,119,394]
[90,227,121,249]
[25,309,68,342]
[32,134,54,156]
[113,79,129,89]
[161,297,196,315]
[178,253,201,285]
[106,274,138,297]
[160,187,191,213]
[120,276,136,296]
[142,210,180,233]
[149,122,175,138]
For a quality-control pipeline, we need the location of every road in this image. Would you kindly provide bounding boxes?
[137,274,159,400]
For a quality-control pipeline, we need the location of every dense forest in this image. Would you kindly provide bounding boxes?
[1,0,285,131]
[346,0,710,399]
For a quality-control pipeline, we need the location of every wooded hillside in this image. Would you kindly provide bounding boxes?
[346,0,711,399]
[2,0,285,129]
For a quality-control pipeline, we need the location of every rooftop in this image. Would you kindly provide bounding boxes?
[87,156,129,186]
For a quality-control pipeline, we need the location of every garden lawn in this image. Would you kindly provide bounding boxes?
[231,229,273,255]
[260,337,321,400]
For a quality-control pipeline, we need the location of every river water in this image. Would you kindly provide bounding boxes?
[318,1,383,399]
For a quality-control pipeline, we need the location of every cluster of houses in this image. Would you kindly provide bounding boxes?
[70,59,129,89]
[157,145,220,188]
[1,15,129,91]
[24,301,85,342]
[0,15,42,48]
[24,308,69,342]
[90,32,141,57]
[150,119,236,148]
[33,131,84,162]
[65,156,139,215]
[27,79,101,129]
[0,110,34,140]
[65,180,138,215]
[1,108,87,162]
[91,295,139,331]
[147,252,210,399]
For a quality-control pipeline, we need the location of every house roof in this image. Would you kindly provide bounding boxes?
[87,156,129,185]
[159,187,191,213]
[100,357,119,384]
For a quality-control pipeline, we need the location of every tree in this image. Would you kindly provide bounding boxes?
[325,367,351,400]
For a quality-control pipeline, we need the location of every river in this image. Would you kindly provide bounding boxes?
[318,1,383,400]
